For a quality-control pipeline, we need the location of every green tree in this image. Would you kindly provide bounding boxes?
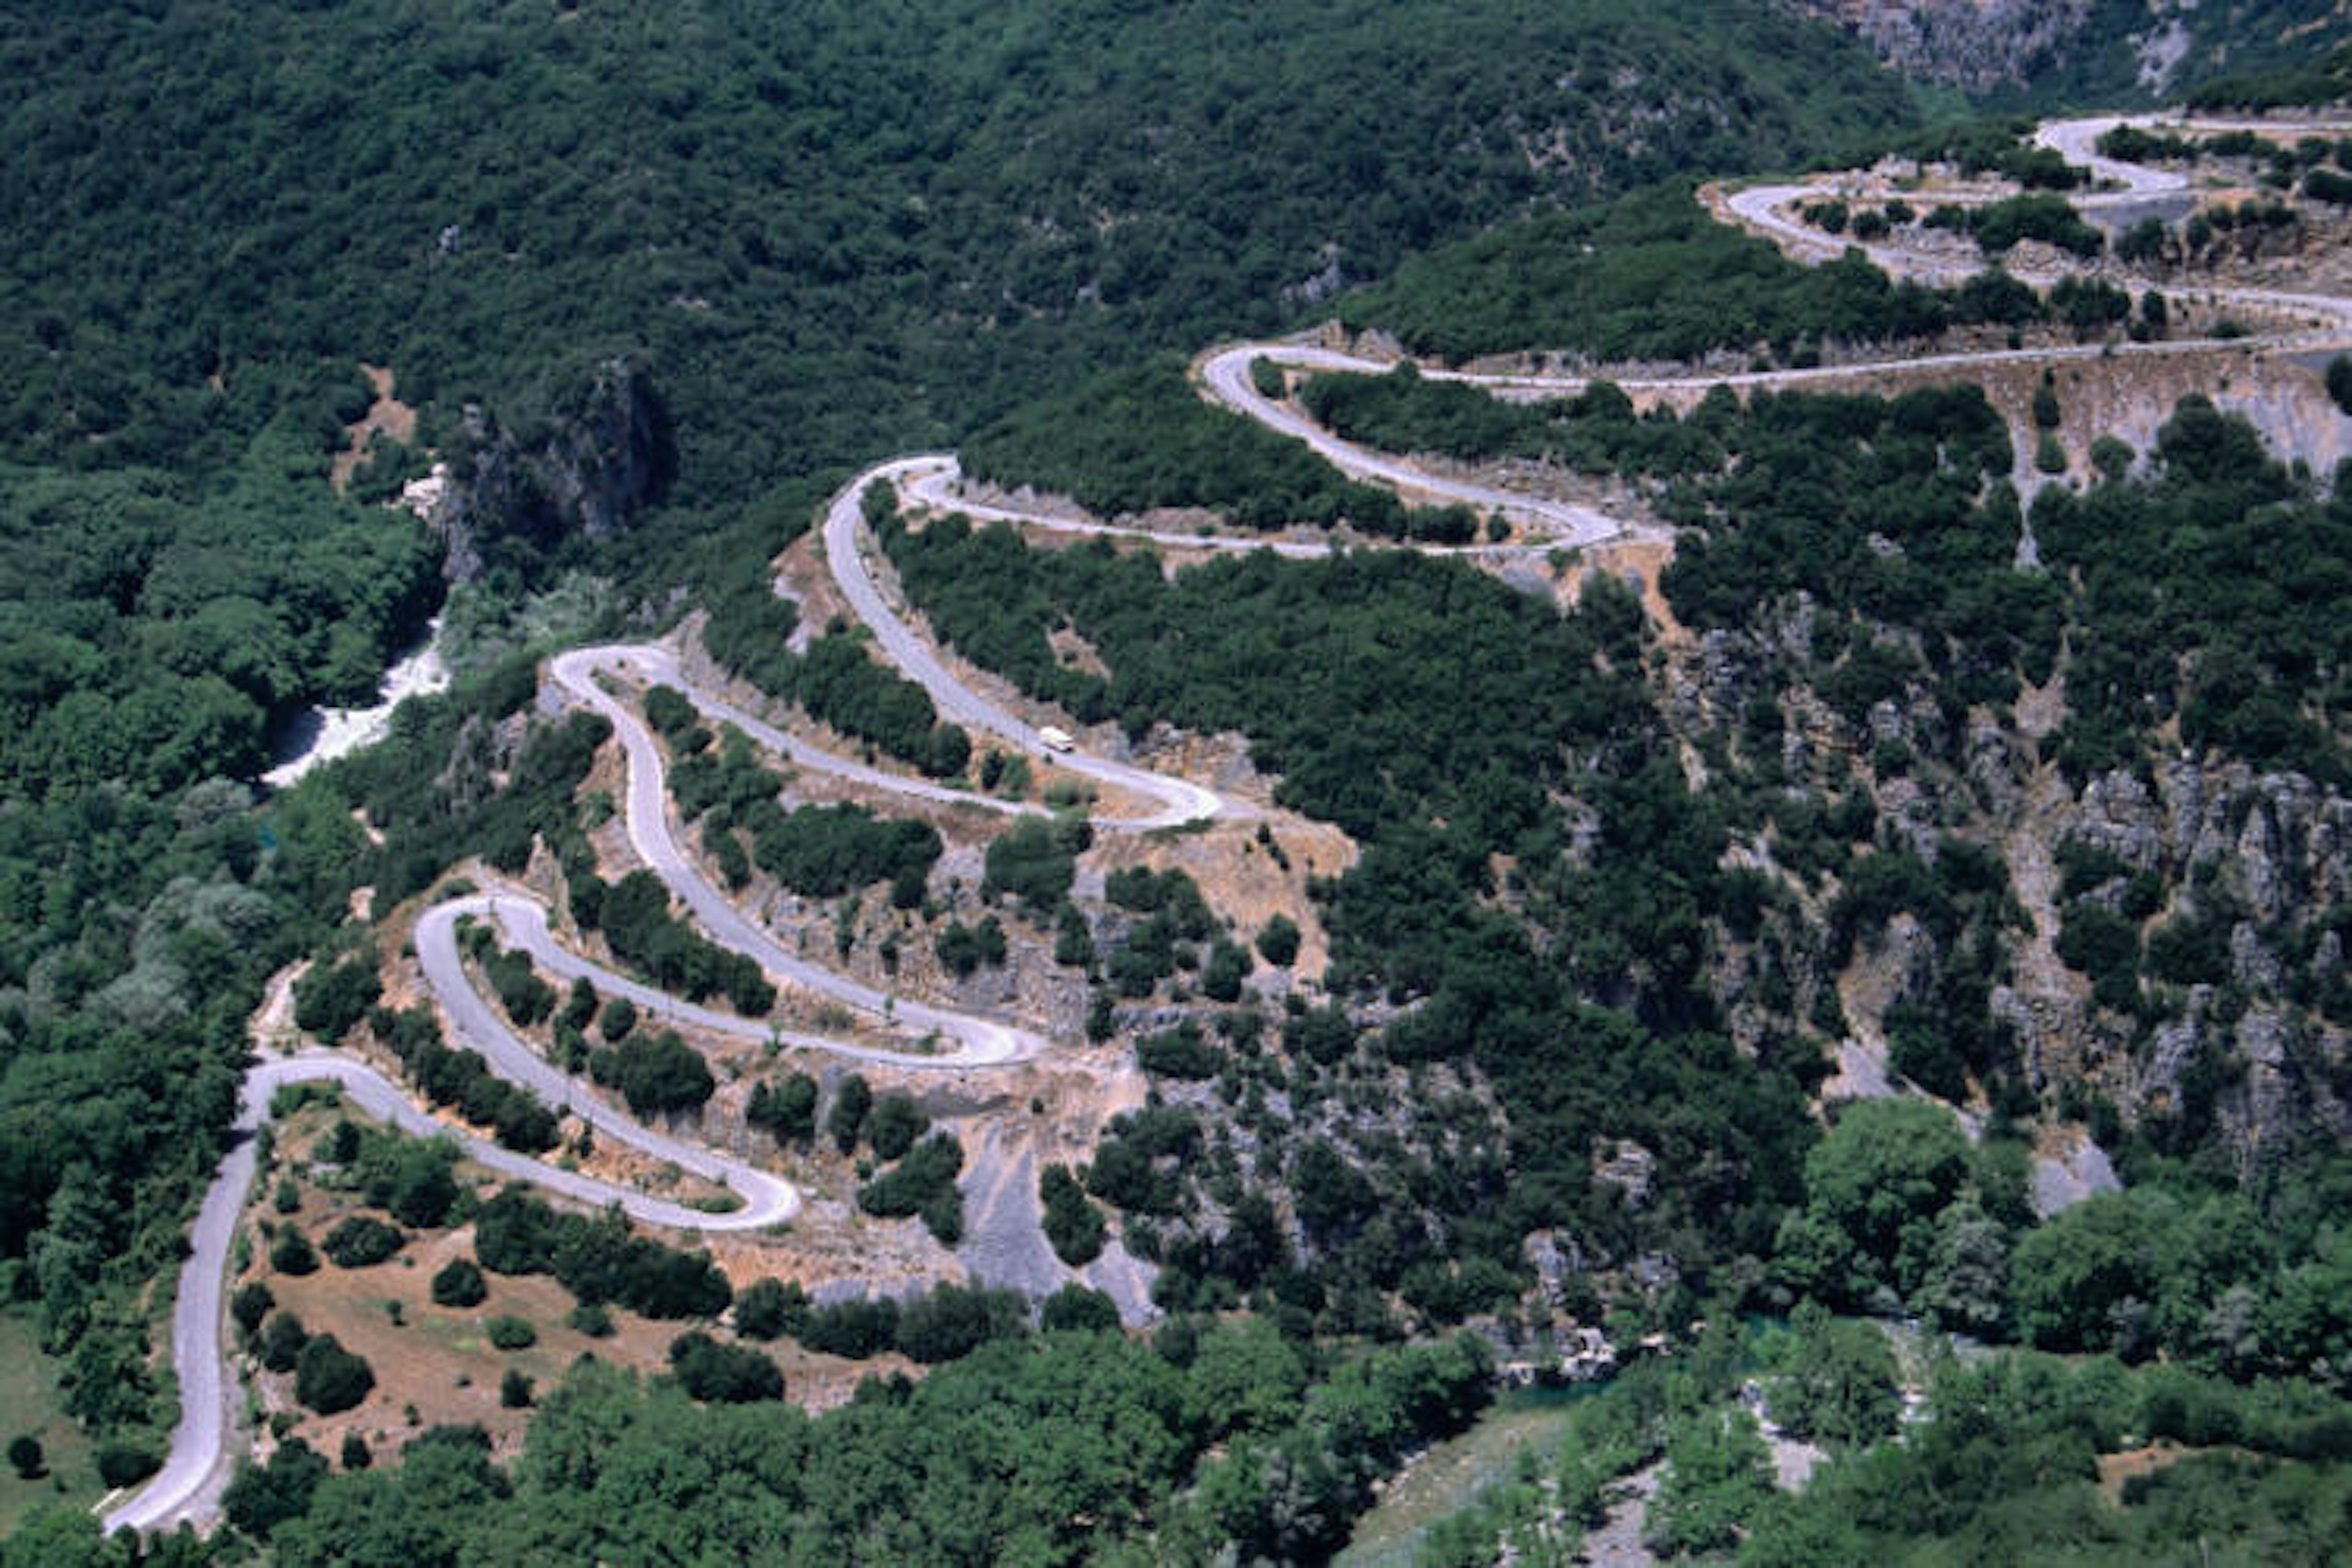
[294,1334,375,1414]
[827,1074,873,1153]
[1770,1304,1901,1449]
[1776,1098,1971,1310]
[1256,914,1302,967]
[1643,1407,1774,1557]
[431,1257,488,1308]
[1041,1163,1108,1265]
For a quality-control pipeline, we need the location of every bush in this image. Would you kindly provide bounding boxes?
[1256,914,1302,967]
[747,1072,819,1142]
[1041,1163,1108,1265]
[485,1314,538,1351]
[857,1132,965,1221]
[431,1257,488,1308]
[271,1227,319,1276]
[500,1369,535,1409]
[567,1302,615,1338]
[982,818,1080,909]
[796,1297,901,1359]
[294,1334,376,1414]
[292,950,381,1041]
[1136,1022,1221,1080]
[1039,1284,1121,1334]
[94,1440,162,1489]
[734,1278,810,1342]
[7,1435,43,1480]
[866,1092,930,1162]
[320,1215,404,1268]
[894,1283,1028,1364]
[828,1074,873,1153]
[230,1280,276,1337]
[668,1332,785,1402]
[258,1311,309,1373]
[590,1029,716,1116]
[224,1439,326,1539]
[937,916,1008,978]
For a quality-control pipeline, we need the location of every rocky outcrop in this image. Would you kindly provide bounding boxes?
[1789,0,2352,98]
[2055,760,2352,1161]
[425,356,671,582]
[1791,0,2095,94]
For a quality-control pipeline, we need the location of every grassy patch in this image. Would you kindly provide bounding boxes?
[1336,1386,1593,1567]
[0,1311,101,1533]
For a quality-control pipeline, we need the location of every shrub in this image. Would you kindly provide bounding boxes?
[270,1227,319,1276]
[94,1441,162,1489]
[796,1297,901,1359]
[431,1257,488,1308]
[1136,1022,1221,1080]
[1039,1284,1121,1334]
[747,1072,819,1142]
[485,1314,538,1351]
[7,1435,43,1480]
[224,1438,326,1539]
[1256,914,1302,967]
[230,1280,276,1337]
[894,1283,1028,1364]
[828,1074,873,1152]
[1041,1163,1107,1265]
[258,1311,309,1373]
[589,1029,715,1116]
[500,1369,535,1409]
[294,1334,376,1414]
[320,1215,404,1268]
[567,1302,615,1338]
[865,1092,930,1162]
[733,1278,810,1341]
[668,1332,785,1402]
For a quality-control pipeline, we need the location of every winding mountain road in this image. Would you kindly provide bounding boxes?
[113,111,2352,1540]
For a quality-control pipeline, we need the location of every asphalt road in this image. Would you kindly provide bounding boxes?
[818,462,1234,828]
[114,112,2351,1540]
[100,1050,796,1537]
[548,646,1052,1065]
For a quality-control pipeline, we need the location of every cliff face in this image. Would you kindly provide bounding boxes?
[2064,760,2351,1162]
[428,356,671,583]
[1789,0,2352,99]
[1795,0,2095,94]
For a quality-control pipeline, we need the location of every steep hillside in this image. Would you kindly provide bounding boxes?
[1792,0,2352,104]
[0,0,1909,530]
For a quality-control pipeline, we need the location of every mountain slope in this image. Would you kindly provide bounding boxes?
[0,1,1910,520]
[1790,0,2352,104]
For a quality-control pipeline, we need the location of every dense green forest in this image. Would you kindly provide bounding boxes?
[0,0,1907,523]
[0,0,1912,1534]
[8,0,2352,1561]
[1337,183,2051,364]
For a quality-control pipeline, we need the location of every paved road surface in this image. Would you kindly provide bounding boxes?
[117,111,2350,1540]
[100,1051,795,1537]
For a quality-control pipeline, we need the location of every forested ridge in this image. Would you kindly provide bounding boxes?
[0,2,1912,1526]
[7,2,2352,1563]
[1,0,1905,518]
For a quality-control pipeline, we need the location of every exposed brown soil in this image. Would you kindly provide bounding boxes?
[330,364,418,492]
[238,1103,924,1481]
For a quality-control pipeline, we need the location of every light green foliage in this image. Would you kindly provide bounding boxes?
[1768,1305,1901,1450]
[1642,1406,1773,1558]
[1774,1098,1972,1311]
